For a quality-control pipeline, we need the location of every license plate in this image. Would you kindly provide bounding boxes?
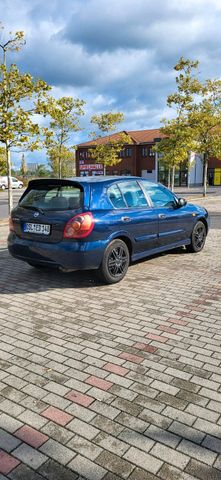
[23,223,51,235]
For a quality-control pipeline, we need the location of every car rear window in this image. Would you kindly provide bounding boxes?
[19,185,83,211]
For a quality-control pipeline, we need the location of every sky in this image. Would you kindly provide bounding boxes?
[1,0,221,168]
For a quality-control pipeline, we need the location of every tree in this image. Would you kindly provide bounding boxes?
[188,80,221,196]
[47,145,76,177]
[155,58,201,190]
[0,26,50,212]
[43,96,85,179]
[155,117,193,191]
[88,112,132,174]
[158,57,221,196]
[35,164,50,177]
[20,154,27,177]
[0,146,6,174]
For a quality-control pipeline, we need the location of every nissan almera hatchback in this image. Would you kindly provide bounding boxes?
[8,176,209,284]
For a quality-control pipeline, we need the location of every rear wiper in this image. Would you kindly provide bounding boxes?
[20,205,45,215]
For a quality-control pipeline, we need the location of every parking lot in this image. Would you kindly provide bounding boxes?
[0,195,221,480]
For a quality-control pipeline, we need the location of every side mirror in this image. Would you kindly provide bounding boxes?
[177,197,187,208]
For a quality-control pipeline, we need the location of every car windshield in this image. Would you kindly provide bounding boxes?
[19,184,83,211]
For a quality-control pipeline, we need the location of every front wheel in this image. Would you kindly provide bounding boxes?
[186,221,207,253]
[98,239,130,284]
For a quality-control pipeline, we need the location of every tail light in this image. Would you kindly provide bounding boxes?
[9,216,14,232]
[63,212,94,239]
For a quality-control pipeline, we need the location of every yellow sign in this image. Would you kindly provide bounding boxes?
[214,168,221,186]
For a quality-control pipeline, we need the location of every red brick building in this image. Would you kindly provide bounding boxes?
[76,128,221,186]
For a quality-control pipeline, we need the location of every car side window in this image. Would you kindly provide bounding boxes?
[142,183,176,208]
[107,184,127,209]
[118,181,148,208]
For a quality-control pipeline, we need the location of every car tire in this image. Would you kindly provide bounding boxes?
[18,184,23,189]
[1,185,6,190]
[186,220,207,253]
[98,239,130,284]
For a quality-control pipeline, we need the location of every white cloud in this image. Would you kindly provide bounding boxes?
[1,0,221,167]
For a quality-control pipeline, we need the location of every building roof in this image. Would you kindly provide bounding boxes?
[77,128,163,147]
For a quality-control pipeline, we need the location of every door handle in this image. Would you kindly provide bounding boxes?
[121,216,131,222]
[159,213,166,219]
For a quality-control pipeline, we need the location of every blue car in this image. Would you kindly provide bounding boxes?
[8,176,209,284]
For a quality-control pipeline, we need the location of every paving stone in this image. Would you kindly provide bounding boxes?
[41,406,73,426]
[65,390,95,406]
[13,443,48,470]
[115,412,148,433]
[0,428,21,452]
[86,375,113,391]
[66,418,99,443]
[67,433,102,460]
[40,438,76,465]
[150,442,189,469]
[168,421,205,444]
[91,414,125,436]
[119,428,154,453]
[128,468,159,480]
[68,454,107,480]
[177,438,217,465]
[41,421,74,445]
[18,410,48,430]
[202,435,221,454]
[14,425,48,448]
[0,414,23,434]
[0,451,20,475]
[185,458,221,480]
[145,424,180,449]
[8,463,45,480]
[103,363,129,376]
[96,450,134,479]
[1,200,221,480]
[158,463,198,480]
[38,458,78,480]
[123,446,163,475]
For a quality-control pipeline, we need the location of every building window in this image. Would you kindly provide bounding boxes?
[149,148,155,157]
[141,147,148,157]
[125,148,132,157]
[79,151,85,159]
[119,150,125,157]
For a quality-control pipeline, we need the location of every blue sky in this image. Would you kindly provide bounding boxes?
[1,0,221,168]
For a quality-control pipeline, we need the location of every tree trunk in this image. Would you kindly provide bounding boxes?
[203,154,208,197]
[58,157,61,179]
[167,169,171,188]
[171,165,175,192]
[6,144,13,215]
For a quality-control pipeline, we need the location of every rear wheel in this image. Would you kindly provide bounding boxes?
[1,185,6,190]
[186,221,207,253]
[98,239,130,284]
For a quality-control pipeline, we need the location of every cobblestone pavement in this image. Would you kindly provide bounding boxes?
[0,197,221,480]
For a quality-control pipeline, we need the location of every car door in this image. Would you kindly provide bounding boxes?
[141,182,194,247]
[111,180,159,254]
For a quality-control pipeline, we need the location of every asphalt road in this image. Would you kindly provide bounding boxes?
[0,189,25,220]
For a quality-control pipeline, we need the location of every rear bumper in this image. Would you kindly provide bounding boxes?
[8,233,105,271]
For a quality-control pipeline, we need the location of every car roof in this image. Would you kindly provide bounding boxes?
[67,176,158,187]
[27,176,159,190]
